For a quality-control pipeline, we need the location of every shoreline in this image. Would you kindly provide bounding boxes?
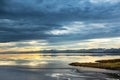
[69,59,120,79]
[69,59,120,70]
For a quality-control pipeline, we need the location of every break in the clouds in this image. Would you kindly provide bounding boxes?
[0,0,120,51]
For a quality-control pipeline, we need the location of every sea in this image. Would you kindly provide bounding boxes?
[0,53,120,80]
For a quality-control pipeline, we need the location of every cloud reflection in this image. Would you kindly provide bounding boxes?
[0,54,119,67]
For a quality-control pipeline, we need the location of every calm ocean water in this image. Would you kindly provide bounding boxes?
[0,53,120,80]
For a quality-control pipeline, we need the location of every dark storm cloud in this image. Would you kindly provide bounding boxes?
[0,0,120,44]
[1,0,120,19]
[0,19,61,42]
[0,0,5,13]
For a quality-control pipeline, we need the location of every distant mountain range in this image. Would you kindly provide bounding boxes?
[40,48,120,53]
[1,48,120,54]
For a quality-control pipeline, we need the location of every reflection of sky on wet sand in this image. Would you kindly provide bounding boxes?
[0,53,119,80]
[0,53,119,67]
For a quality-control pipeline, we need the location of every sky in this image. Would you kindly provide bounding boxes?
[0,0,120,52]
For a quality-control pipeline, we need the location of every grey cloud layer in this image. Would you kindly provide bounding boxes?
[0,0,120,44]
[1,0,120,18]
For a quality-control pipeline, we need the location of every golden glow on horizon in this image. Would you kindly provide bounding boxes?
[0,37,120,52]
[8,47,43,52]
[0,54,52,59]
[83,38,120,49]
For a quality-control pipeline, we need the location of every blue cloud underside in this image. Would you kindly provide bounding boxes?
[0,0,120,49]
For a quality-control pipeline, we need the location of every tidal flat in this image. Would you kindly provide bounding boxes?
[70,59,120,79]
[0,53,119,80]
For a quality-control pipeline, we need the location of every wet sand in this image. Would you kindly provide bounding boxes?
[0,53,119,80]
[0,66,119,80]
